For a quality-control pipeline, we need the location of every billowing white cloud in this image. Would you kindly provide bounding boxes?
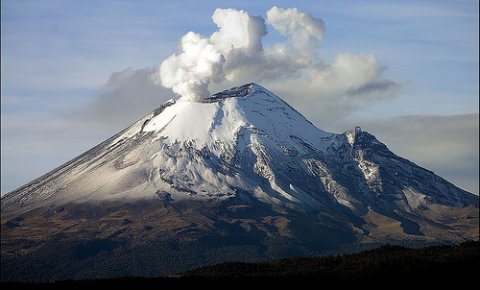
[211,8,266,55]
[266,6,324,51]
[154,8,267,101]
[156,32,225,101]
[152,7,397,105]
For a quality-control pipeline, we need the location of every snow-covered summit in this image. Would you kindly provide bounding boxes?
[120,83,332,154]
[206,83,257,101]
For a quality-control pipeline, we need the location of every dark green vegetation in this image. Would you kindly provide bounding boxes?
[2,241,478,289]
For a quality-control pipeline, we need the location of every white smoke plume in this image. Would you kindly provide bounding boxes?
[154,8,266,101]
[153,6,395,102]
[210,8,266,56]
[158,32,225,101]
[266,7,324,51]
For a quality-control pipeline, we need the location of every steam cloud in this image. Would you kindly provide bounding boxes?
[153,7,394,102]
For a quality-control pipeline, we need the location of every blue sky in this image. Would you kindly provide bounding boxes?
[1,0,479,195]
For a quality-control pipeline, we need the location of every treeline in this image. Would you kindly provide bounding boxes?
[2,241,478,289]
[185,241,479,278]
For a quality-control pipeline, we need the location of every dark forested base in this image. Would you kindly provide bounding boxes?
[2,241,478,289]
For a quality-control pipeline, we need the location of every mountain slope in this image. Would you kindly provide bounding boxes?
[1,83,478,281]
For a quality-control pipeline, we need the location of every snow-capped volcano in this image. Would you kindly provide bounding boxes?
[1,83,478,282]
[3,84,335,208]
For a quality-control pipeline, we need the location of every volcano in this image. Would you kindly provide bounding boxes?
[1,83,478,282]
